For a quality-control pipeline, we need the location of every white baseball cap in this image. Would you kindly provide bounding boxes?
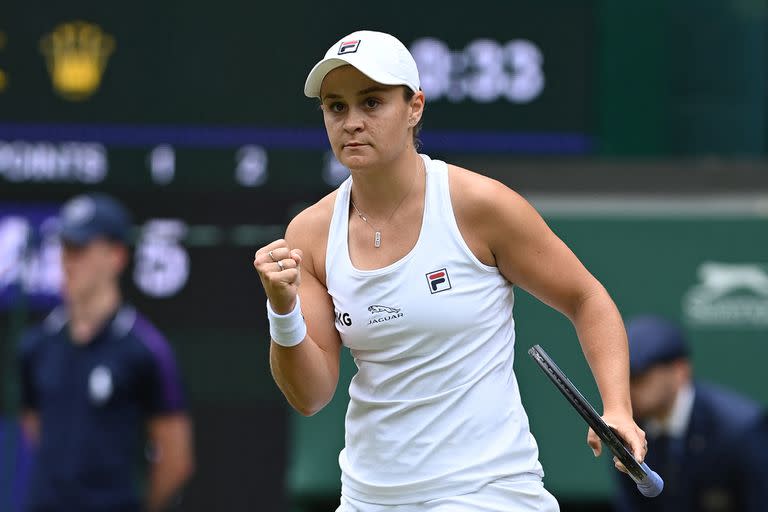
[304,30,420,98]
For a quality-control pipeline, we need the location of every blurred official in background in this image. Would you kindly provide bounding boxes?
[614,315,768,512]
[17,193,194,512]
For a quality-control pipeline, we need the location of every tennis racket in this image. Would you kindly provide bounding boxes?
[528,344,664,498]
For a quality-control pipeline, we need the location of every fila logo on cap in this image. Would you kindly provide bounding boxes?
[426,268,452,294]
[338,39,361,55]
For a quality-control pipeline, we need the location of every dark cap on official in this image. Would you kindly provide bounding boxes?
[626,315,689,376]
[59,193,131,246]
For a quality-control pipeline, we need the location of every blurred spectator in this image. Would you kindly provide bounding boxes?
[613,315,768,512]
[17,193,194,512]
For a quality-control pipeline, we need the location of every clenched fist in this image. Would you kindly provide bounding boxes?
[253,239,303,314]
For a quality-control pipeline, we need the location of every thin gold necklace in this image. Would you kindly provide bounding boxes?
[350,158,423,248]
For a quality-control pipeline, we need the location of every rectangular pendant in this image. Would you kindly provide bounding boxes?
[374,231,381,248]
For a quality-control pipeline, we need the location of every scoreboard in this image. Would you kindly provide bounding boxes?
[0,0,595,326]
[0,0,595,189]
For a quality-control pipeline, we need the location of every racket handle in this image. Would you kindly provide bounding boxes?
[635,462,664,497]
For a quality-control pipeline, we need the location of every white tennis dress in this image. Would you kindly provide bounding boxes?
[326,154,559,511]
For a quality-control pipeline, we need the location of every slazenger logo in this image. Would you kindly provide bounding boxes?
[683,261,768,327]
[367,304,403,325]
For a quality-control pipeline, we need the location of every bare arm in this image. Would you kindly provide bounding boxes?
[20,410,40,446]
[145,414,195,512]
[254,203,343,416]
[267,247,343,416]
[453,168,646,463]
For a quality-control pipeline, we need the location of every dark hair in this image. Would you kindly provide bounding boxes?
[403,87,424,151]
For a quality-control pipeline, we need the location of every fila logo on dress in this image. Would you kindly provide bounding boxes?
[426,268,452,294]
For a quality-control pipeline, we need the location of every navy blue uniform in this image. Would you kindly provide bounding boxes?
[614,382,768,512]
[18,304,186,512]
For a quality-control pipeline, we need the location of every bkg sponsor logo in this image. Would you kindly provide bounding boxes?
[335,310,352,326]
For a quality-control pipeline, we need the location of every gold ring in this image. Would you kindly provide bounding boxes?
[269,250,276,262]
[277,260,284,271]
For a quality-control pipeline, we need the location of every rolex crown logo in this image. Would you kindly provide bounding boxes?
[40,21,115,101]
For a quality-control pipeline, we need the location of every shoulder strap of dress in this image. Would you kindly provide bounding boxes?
[325,176,353,276]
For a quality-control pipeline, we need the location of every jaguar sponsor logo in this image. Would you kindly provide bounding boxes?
[367,304,403,326]
[683,262,768,327]
[368,305,400,314]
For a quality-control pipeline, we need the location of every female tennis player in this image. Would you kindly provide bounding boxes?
[254,30,646,511]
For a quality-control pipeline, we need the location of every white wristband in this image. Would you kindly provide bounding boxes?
[266,296,307,347]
